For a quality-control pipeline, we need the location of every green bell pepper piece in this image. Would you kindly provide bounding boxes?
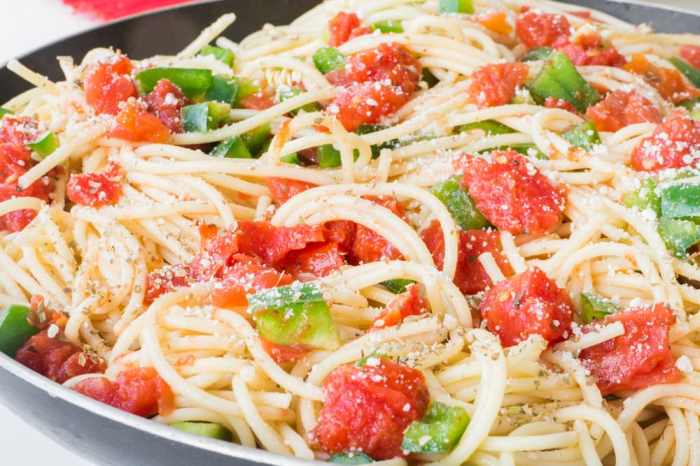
[658,217,700,258]
[136,68,214,99]
[0,107,11,118]
[439,0,474,14]
[313,47,346,74]
[241,123,272,156]
[580,292,618,323]
[523,47,554,62]
[371,20,404,33]
[329,453,374,464]
[232,77,259,107]
[563,121,602,151]
[623,178,660,217]
[28,131,59,158]
[0,304,39,357]
[422,68,439,88]
[431,176,489,230]
[249,283,340,350]
[356,124,397,158]
[660,183,700,219]
[205,75,239,104]
[198,45,235,67]
[458,120,515,136]
[171,421,232,441]
[182,102,231,132]
[381,279,416,294]
[278,87,321,115]
[318,144,342,168]
[670,57,700,89]
[280,153,302,165]
[211,136,252,159]
[402,402,470,453]
[510,143,548,160]
[528,52,600,113]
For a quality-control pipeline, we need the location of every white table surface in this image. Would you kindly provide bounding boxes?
[0,0,699,465]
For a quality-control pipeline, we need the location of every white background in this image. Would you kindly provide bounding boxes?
[0,0,698,465]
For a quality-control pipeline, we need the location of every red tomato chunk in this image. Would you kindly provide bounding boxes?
[66,161,123,207]
[374,284,427,328]
[75,367,175,417]
[421,220,512,295]
[458,150,565,236]
[261,338,310,365]
[328,11,371,47]
[313,358,429,460]
[467,63,529,108]
[516,11,571,49]
[236,220,326,265]
[84,55,138,115]
[680,45,700,69]
[145,79,189,133]
[585,90,661,132]
[110,101,171,143]
[625,53,700,104]
[554,33,626,67]
[283,242,345,278]
[350,196,404,263]
[265,177,316,205]
[630,112,700,172]
[579,304,682,395]
[480,267,574,347]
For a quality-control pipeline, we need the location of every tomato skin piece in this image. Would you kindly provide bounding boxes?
[579,304,682,395]
[328,12,370,47]
[236,220,326,266]
[480,267,574,347]
[350,196,404,264]
[467,63,529,108]
[110,101,171,143]
[421,220,513,295]
[374,284,426,328]
[265,177,316,205]
[585,90,661,132]
[84,55,138,115]
[680,45,700,69]
[66,161,123,207]
[625,53,700,104]
[313,358,430,460]
[144,79,189,133]
[261,338,310,365]
[630,112,700,172]
[516,11,571,49]
[284,242,346,278]
[458,150,565,236]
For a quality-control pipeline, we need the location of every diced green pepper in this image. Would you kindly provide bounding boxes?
[421,68,439,88]
[509,143,548,160]
[563,121,601,151]
[371,20,404,33]
[171,421,232,441]
[211,136,252,159]
[318,144,342,168]
[205,75,239,105]
[528,52,600,113]
[623,178,660,217]
[249,283,340,350]
[313,47,346,74]
[658,217,700,258]
[660,183,700,219]
[458,120,515,136]
[381,279,416,294]
[0,304,39,357]
[241,123,272,156]
[280,153,302,165]
[198,45,235,68]
[278,86,321,115]
[329,452,374,464]
[439,0,474,14]
[680,98,700,119]
[136,68,214,99]
[28,131,59,158]
[232,77,259,107]
[182,102,231,132]
[402,402,470,453]
[431,176,489,230]
[670,57,700,89]
[0,107,11,118]
[580,292,618,323]
[356,124,397,158]
[522,47,554,62]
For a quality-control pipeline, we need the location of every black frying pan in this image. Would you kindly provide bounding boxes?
[0,1,698,465]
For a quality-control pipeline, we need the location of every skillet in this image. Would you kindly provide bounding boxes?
[0,1,699,465]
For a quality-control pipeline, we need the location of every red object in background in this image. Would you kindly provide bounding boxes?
[62,0,198,21]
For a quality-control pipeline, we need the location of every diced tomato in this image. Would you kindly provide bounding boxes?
[145,263,191,303]
[66,161,123,207]
[680,45,700,69]
[516,11,571,49]
[467,63,529,108]
[458,150,565,236]
[480,267,574,346]
[625,53,700,104]
[198,223,220,247]
[585,90,661,132]
[313,358,429,460]
[236,220,326,266]
[328,11,371,47]
[283,242,345,278]
[0,174,54,232]
[261,338,310,365]
[374,284,426,328]
[144,79,188,133]
[110,101,171,143]
[265,177,315,205]
[350,196,404,263]
[630,112,700,171]
[84,55,138,115]
[220,253,293,293]
[15,330,105,383]
[211,282,247,309]
[74,367,175,417]
[579,304,682,395]
[543,96,578,113]
[240,91,275,110]
[0,116,40,148]
[554,33,626,67]
[421,220,513,295]
[326,43,421,131]
[324,220,357,254]
[479,11,513,36]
